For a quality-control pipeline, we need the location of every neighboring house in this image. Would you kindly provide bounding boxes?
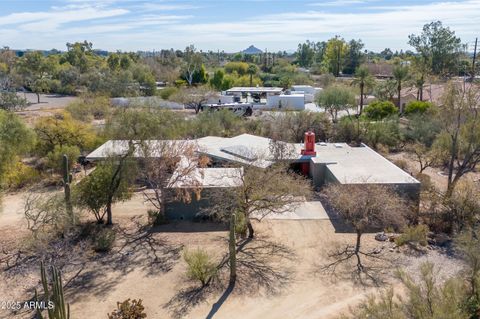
[364,62,394,79]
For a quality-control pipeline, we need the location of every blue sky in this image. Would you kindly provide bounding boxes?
[0,0,478,53]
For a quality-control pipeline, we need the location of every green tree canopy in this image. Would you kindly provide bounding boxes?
[408,21,463,76]
[316,84,356,122]
[0,110,35,186]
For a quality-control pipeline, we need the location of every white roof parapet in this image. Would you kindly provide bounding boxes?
[226,87,283,94]
[85,140,198,161]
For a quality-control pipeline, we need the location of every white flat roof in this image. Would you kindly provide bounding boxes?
[226,87,283,94]
[86,140,197,160]
[86,134,419,186]
[311,143,419,184]
[196,134,277,168]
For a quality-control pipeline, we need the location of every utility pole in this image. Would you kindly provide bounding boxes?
[472,37,478,80]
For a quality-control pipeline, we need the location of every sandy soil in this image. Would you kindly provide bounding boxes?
[0,189,464,319]
[386,151,480,192]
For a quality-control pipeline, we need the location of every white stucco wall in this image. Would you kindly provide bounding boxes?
[266,94,305,109]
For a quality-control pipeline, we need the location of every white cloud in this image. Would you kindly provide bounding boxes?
[309,0,375,7]
[1,0,479,52]
[0,6,128,30]
[137,3,201,11]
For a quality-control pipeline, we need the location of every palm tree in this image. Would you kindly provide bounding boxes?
[411,56,430,101]
[247,64,257,87]
[352,66,374,115]
[393,65,410,113]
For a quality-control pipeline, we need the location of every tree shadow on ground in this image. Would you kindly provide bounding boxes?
[112,217,183,275]
[66,217,183,299]
[315,241,401,287]
[164,236,296,318]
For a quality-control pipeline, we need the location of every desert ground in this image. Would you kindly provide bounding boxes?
[0,183,462,319]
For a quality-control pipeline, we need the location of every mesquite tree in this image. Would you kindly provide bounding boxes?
[209,164,312,238]
[322,183,408,278]
[139,140,208,217]
[433,83,480,196]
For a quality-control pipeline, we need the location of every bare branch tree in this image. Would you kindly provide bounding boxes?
[407,143,439,173]
[321,183,408,282]
[171,86,218,113]
[207,163,312,238]
[139,140,209,217]
[436,83,480,195]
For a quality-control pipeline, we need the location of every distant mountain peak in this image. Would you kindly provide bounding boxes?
[242,45,263,54]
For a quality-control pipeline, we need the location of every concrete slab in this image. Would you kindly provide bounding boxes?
[255,201,330,220]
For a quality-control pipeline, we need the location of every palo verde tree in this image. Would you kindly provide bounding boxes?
[16,51,54,103]
[322,183,408,280]
[74,146,136,225]
[0,110,35,187]
[316,84,356,123]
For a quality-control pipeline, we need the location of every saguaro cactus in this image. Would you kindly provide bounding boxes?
[229,213,237,285]
[62,154,74,224]
[35,261,70,319]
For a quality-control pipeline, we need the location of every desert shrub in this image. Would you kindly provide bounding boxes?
[183,248,217,287]
[93,227,116,252]
[0,91,27,111]
[66,95,111,122]
[404,100,433,115]
[45,145,80,174]
[3,160,41,189]
[402,111,441,147]
[24,193,71,239]
[393,159,409,172]
[158,87,178,100]
[333,117,359,144]
[395,224,429,247]
[415,173,433,191]
[147,210,168,226]
[362,120,402,150]
[363,101,397,120]
[351,262,468,318]
[108,299,147,319]
[444,180,480,233]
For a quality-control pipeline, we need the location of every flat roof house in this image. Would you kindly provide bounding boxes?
[87,133,420,201]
